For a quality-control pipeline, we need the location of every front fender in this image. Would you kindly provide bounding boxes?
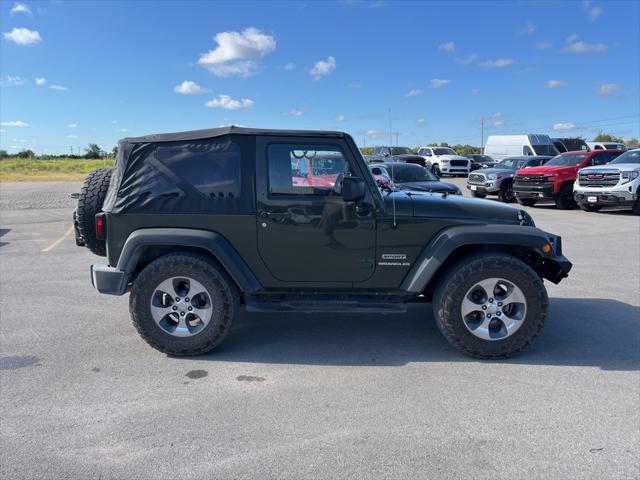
[400,225,572,293]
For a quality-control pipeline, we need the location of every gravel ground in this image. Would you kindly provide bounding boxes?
[0,179,638,479]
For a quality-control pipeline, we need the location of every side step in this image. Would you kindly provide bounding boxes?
[245,298,407,314]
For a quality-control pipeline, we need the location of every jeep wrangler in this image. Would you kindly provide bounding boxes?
[75,127,572,358]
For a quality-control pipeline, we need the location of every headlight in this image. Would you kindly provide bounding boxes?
[621,170,640,184]
[441,159,450,163]
[486,173,502,180]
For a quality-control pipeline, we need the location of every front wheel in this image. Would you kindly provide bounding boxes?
[498,182,515,203]
[517,198,537,207]
[431,164,441,177]
[556,184,577,210]
[579,202,602,212]
[130,253,239,355]
[432,253,548,359]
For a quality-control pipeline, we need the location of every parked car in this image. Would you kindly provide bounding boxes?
[369,162,461,195]
[466,156,552,203]
[574,148,640,214]
[367,146,427,166]
[76,126,571,359]
[513,149,624,209]
[484,134,559,161]
[552,137,590,153]
[465,154,496,170]
[587,141,627,151]
[415,146,472,176]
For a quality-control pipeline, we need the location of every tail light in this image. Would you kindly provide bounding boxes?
[95,213,108,240]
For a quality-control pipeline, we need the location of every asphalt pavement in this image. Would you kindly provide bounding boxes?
[1,179,638,479]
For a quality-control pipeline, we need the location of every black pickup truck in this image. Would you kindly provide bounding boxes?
[74,127,571,359]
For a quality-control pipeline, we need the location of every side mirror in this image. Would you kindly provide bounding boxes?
[342,176,366,202]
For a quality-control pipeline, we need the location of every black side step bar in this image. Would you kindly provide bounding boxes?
[245,299,406,314]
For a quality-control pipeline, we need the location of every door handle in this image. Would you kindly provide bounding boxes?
[260,211,291,221]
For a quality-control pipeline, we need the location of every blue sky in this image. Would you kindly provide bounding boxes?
[1,0,639,155]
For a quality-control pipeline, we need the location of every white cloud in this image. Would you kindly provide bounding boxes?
[405,88,423,97]
[561,34,607,53]
[493,120,503,128]
[198,27,276,77]
[553,122,575,131]
[1,120,30,127]
[205,94,254,110]
[111,120,118,124]
[283,109,304,117]
[597,83,621,97]
[117,128,128,132]
[10,2,31,16]
[517,23,536,35]
[416,117,426,125]
[535,42,552,50]
[284,62,295,71]
[34,77,46,85]
[3,27,41,45]
[365,129,385,139]
[66,134,78,139]
[310,56,336,80]
[471,88,480,95]
[0,76,26,86]
[430,78,451,88]
[479,58,515,68]
[545,80,566,89]
[456,53,478,65]
[583,0,603,20]
[49,84,67,91]
[174,80,209,94]
[438,41,455,53]
[335,114,345,122]
[68,123,77,128]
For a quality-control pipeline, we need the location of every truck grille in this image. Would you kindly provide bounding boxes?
[450,160,469,167]
[578,172,620,187]
[515,175,546,187]
[468,173,485,184]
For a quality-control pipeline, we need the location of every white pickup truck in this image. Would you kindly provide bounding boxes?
[416,146,472,176]
[574,148,640,214]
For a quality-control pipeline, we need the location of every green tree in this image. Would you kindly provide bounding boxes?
[625,138,639,148]
[593,131,623,142]
[359,147,374,155]
[17,149,35,158]
[111,145,118,157]
[0,149,8,159]
[451,144,481,155]
[85,143,105,159]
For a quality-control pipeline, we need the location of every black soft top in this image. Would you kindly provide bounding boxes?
[120,126,346,146]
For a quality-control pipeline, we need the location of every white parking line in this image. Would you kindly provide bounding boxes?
[41,225,74,252]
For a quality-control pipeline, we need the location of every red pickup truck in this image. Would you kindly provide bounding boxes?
[513,150,624,209]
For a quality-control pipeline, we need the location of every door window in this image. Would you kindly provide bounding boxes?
[523,146,534,156]
[268,144,351,195]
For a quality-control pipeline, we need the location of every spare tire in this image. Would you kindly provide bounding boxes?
[77,168,112,256]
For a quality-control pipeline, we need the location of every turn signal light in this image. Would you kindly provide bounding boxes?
[542,243,552,254]
[95,213,107,240]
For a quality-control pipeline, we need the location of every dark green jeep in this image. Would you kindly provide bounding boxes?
[76,127,571,358]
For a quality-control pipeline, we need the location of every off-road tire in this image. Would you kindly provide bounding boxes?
[517,198,537,207]
[470,190,486,199]
[578,202,602,212]
[130,253,239,356]
[432,253,548,359]
[632,196,640,215]
[556,183,577,210]
[498,181,515,203]
[77,168,112,256]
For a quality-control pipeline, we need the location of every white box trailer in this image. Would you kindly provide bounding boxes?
[484,134,559,161]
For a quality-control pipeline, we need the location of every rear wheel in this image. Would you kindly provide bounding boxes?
[556,183,577,210]
[77,168,112,256]
[498,182,515,203]
[432,253,548,359]
[517,198,537,207]
[578,202,602,212]
[130,253,239,356]
[470,190,486,198]
[431,164,441,177]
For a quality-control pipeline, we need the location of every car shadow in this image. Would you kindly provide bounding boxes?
[0,228,10,247]
[190,298,639,371]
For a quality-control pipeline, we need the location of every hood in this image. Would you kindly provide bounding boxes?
[580,163,640,173]
[473,167,515,176]
[383,190,523,225]
[396,181,459,193]
[519,165,575,175]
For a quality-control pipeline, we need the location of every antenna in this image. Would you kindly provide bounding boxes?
[390,162,397,229]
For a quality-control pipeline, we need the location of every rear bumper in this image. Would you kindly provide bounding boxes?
[513,184,556,200]
[574,190,637,206]
[91,264,128,295]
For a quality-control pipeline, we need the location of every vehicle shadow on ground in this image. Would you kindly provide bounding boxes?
[0,228,10,247]
[195,298,639,371]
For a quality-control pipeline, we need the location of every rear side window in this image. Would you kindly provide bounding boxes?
[268,144,350,195]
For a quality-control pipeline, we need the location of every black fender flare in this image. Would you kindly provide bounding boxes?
[400,225,571,292]
[116,228,262,293]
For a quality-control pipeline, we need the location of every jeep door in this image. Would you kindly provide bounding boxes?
[256,136,376,283]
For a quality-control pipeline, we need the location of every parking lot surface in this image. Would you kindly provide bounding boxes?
[1,179,639,479]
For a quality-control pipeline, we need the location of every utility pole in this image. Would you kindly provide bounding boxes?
[70,146,73,156]
[395,131,399,146]
[388,108,392,146]
[480,117,484,155]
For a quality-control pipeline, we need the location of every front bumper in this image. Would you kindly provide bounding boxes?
[91,264,129,295]
[514,184,556,200]
[467,183,499,194]
[574,190,637,206]
[542,234,572,284]
[441,165,471,175]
